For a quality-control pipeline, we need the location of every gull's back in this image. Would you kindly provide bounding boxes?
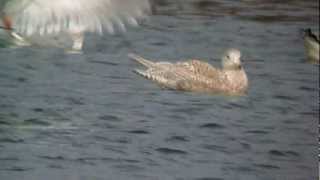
[174,60,248,94]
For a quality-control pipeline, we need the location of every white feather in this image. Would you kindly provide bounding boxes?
[4,0,150,36]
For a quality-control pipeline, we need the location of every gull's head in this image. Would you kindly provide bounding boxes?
[221,48,242,70]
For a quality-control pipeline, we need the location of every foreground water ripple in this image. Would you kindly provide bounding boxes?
[0,0,318,180]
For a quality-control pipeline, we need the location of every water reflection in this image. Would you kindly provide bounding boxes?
[0,0,319,180]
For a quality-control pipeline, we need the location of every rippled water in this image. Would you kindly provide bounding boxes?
[0,0,319,180]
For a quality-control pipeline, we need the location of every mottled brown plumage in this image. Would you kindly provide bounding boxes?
[129,49,248,95]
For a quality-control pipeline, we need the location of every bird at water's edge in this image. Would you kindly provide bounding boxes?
[129,49,248,95]
[303,28,319,63]
[1,0,150,52]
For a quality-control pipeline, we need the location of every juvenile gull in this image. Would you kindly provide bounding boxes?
[129,49,248,95]
[303,28,319,63]
[1,0,150,52]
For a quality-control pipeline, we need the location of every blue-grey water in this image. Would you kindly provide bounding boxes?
[0,0,319,180]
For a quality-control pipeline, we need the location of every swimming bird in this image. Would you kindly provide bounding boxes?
[129,49,248,95]
[303,28,319,63]
[1,0,150,52]
[0,14,31,46]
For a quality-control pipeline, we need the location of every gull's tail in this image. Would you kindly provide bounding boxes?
[128,53,156,68]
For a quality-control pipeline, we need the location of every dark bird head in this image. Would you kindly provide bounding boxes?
[303,28,319,43]
[304,28,312,35]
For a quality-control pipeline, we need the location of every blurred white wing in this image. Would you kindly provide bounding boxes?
[4,0,150,36]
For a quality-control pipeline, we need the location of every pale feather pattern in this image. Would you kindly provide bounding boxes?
[3,0,150,36]
[174,60,228,92]
[129,53,248,94]
[129,53,189,89]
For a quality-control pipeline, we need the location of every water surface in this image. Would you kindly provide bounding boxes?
[0,0,319,180]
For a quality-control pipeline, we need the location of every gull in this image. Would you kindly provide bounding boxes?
[129,49,248,95]
[1,0,150,52]
[303,28,319,63]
